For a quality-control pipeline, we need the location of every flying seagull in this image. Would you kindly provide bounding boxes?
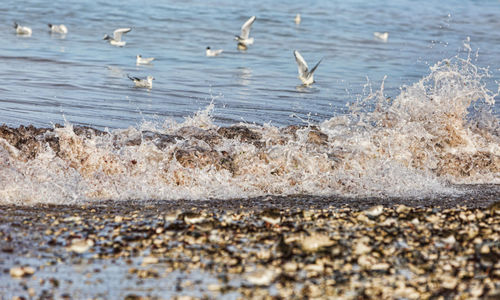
[14,22,32,36]
[235,16,256,50]
[293,50,322,86]
[128,75,154,89]
[48,24,68,34]
[103,28,132,47]
[136,55,155,65]
[206,46,223,57]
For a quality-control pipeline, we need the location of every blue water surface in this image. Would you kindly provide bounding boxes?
[0,0,499,128]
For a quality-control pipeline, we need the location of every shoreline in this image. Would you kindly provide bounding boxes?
[1,196,499,299]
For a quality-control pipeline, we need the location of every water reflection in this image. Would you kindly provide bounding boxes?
[236,66,252,86]
[107,66,125,78]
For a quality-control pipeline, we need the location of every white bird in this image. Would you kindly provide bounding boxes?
[128,75,154,89]
[13,22,32,36]
[103,28,132,47]
[293,50,322,86]
[206,46,223,57]
[374,32,389,42]
[294,14,301,25]
[235,16,256,50]
[136,55,155,65]
[48,24,68,34]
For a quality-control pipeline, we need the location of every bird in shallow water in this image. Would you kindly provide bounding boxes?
[373,32,389,42]
[14,22,32,36]
[136,55,155,65]
[48,24,68,34]
[294,13,301,25]
[235,16,256,50]
[206,46,223,57]
[128,75,154,89]
[293,50,322,86]
[103,28,132,47]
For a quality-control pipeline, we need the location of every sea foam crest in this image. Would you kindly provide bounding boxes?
[0,57,498,205]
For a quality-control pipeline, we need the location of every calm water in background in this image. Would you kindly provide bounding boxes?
[1,0,500,129]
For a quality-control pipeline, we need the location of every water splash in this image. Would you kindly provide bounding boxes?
[0,57,498,205]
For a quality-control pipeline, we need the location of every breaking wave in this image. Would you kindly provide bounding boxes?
[0,56,499,204]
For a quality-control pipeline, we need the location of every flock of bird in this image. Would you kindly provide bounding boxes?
[13,15,389,89]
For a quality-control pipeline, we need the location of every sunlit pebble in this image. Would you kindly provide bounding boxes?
[363,205,384,218]
[282,261,298,273]
[207,283,221,291]
[480,244,490,254]
[114,215,123,223]
[380,217,397,226]
[260,209,281,225]
[183,212,205,224]
[442,235,456,245]
[28,288,36,297]
[245,267,279,286]
[371,262,390,271]
[304,262,324,273]
[164,210,181,222]
[396,205,412,215]
[300,233,334,252]
[441,275,458,290]
[63,216,82,223]
[141,256,159,265]
[354,237,372,255]
[10,266,35,278]
[67,239,94,253]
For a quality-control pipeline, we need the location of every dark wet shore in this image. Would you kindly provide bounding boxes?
[1,195,500,299]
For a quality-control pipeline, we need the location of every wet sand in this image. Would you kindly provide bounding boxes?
[1,192,500,299]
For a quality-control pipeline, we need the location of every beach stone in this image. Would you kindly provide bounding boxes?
[354,237,372,255]
[364,205,384,218]
[396,205,411,214]
[67,238,94,253]
[217,126,262,147]
[441,275,458,289]
[305,263,324,273]
[480,244,490,254]
[260,208,281,225]
[470,282,484,298]
[372,262,390,271]
[357,255,377,269]
[301,283,323,298]
[300,233,334,252]
[282,262,298,273]
[10,266,35,278]
[142,256,159,265]
[442,235,456,245]
[207,283,221,291]
[182,212,205,224]
[245,267,279,286]
[307,129,328,145]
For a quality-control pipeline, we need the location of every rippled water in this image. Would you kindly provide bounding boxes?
[1,0,499,129]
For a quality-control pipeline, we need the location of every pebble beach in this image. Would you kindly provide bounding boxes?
[1,196,499,299]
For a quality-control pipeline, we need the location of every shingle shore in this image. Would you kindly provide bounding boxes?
[1,197,499,299]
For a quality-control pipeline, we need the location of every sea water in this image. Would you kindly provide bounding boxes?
[0,0,498,204]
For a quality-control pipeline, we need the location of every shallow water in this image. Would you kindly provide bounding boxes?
[0,0,499,128]
[0,0,499,204]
